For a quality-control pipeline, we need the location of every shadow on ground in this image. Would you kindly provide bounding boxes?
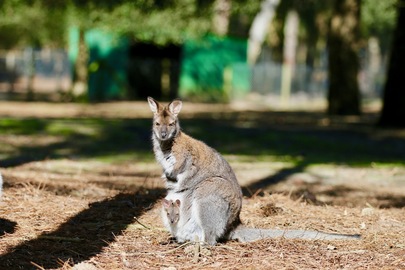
[0,218,17,237]
[0,189,164,269]
[1,111,404,169]
[242,160,309,196]
[0,118,152,167]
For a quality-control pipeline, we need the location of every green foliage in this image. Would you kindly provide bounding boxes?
[0,0,260,48]
[0,0,67,48]
[361,0,397,50]
[0,0,398,49]
[83,2,212,45]
[362,0,397,36]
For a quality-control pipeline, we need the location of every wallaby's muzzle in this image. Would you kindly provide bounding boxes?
[160,128,168,139]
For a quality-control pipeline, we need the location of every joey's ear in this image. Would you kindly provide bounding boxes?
[168,99,182,116]
[162,199,170,208]
[175,199,181,206]
[147,97,161,114]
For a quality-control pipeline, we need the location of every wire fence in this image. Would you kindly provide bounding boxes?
[0,49,71,99]
[0,46,387,102]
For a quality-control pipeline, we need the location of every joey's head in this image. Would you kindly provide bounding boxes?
[162,199,180,224]
[147,97,182,141]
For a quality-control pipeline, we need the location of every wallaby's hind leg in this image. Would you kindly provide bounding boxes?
[194,195,230,245]
[193,177,240,245]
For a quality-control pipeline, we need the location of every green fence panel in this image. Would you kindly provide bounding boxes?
[228,62,251,100]
[69,27,129,101]
[179,35,248,101]
[86,30,129,101]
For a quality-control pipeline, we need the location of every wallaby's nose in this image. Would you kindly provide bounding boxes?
[161,131,167,138]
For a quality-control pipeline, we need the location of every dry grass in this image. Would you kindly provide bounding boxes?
[1,165,404,270]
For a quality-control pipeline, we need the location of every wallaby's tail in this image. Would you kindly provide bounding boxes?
[230,226,360,242]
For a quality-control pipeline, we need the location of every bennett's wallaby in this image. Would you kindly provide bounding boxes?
[148,97,360,245]
[148,97,242,245]
[162,198,181,235]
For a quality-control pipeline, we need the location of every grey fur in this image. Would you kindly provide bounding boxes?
[230,226,360,242]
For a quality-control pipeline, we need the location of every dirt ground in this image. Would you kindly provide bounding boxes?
[0,101,404,270]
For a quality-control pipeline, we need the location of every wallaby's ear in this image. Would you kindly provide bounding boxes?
[175,199,181,206]
[147,97,161,114]
[168,99,182,117]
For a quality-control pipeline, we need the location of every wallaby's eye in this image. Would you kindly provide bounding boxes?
[155,122,160,126]
[169,123,174,127]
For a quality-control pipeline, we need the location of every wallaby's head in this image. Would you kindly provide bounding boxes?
[162,198,180,224]
[147,97,182,141]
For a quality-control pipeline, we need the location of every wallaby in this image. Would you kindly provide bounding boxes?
[162,198,181,236]
[148,97,360,245]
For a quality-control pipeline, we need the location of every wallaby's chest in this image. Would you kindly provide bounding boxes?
[153,142,177,174]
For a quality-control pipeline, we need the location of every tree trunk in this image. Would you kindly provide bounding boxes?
[378,0,405,127]
[212,0,231,36]
[6,51,16,94]
[327,0,361,115]
[247,0,280,65]
[71,28,88,97]
[281,11,299,106]
[25,47,35,101]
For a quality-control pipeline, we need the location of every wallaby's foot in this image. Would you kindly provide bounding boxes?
[202,235,218,246]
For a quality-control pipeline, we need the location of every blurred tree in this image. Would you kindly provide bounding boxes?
[248,0,280,65]
[0,0,66,48]
[327,0,361,115]
[268,0,395,114]
[212,0,232,36]
[70,28,88,99]
[275,1,332,64]
[361,0,397,54]
[84,0,259,42]
[0,0,259,49]
[379,0,405,127]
